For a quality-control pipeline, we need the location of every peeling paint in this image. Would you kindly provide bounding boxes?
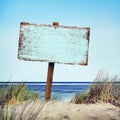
[18,22,90,65]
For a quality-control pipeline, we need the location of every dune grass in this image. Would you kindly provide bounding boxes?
[0,100,47,120]
[71,70,120,107]
[0,83,39,105]
[0,83,40,120]
[0,82,60,120]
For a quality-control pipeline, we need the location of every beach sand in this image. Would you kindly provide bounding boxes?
[1,101,120,120]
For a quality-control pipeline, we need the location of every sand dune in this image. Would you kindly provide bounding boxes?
[3,101,118,120]
[0,101,119,120]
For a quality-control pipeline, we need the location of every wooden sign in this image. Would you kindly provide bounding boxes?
[18,22,90,65]
[18,22,90,100]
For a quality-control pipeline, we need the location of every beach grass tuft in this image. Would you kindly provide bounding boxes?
[0,83,39,106]
[71,70,120,107]
[0,83,40,120]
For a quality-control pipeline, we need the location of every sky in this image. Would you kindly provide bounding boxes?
[0,0,120,82]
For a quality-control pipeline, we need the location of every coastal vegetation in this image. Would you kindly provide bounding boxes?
[0,83,39,105]
[0,83,40,120]
[71,70,120,107]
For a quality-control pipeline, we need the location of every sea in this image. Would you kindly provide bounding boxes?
[0,82,92,102]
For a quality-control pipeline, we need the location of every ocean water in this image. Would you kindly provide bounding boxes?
[26,82,92,102]
[0,82,91,102]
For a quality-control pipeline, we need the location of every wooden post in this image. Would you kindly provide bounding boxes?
[45,22,59,100]
[45,62,55,100]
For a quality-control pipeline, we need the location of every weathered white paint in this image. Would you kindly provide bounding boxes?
[18,22,90,65]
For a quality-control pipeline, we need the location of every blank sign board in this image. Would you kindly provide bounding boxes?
[18,22,90,65]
